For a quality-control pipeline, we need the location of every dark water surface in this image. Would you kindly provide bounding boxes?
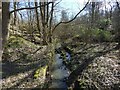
[49,53,70,89]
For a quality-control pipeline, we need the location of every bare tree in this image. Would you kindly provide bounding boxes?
[91,1,95,28]
[39,1,54,44]
[34,1,41,37]
[48,2,54,43]
[115,1,120,48]
[2,2,10,49]
[40,2,47,44]
[8,0,89,45]
[0,1,2,60]
[52,0,90,32]
[116,1,120,10]
[13,1,17,25]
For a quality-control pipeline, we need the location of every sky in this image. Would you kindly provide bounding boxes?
[57,0,120,18]
[59,0,119,12]
[9,0,119,21]
[10,0,88,21]
[54,0,86,20]
[3,0,120,2]
[55,0,117,20]
[60,0,85,14]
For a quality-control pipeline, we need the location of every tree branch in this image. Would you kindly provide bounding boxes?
[54,0,62,7]
[116,0,120,11]
[52,0,90,33]
[10,2,52,14]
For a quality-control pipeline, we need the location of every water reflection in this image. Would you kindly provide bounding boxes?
[50,53,70,89]
[66,52,71,61]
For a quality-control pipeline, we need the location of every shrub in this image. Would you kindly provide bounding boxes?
[90,28,112,42]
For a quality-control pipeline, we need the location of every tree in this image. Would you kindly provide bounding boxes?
[116,1,120,48]
[34,0,41,38]
[13,1,17,25]
[2,2,10,49]
[91,1,95,28]
[59,10,70,40]
[0,1,2,60]
[61,10,69,22]
[39,1,54,44]
[112,1,120,48]
[1,0,90,85]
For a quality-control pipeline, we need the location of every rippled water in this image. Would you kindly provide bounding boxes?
[50,53,70,89]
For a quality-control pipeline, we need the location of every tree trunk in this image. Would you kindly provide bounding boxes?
[0,1,2,60]
[116,2,120,49]
[35,1,41,38]
[48,2,54,43]
[40,2,48,45]
[91,1,95,28]
[2,2,10,49]
[13,2,17,25]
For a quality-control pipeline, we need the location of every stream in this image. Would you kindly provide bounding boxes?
[49,51,71,89]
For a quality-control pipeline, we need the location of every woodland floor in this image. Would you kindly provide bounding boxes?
[1,41,120,89]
